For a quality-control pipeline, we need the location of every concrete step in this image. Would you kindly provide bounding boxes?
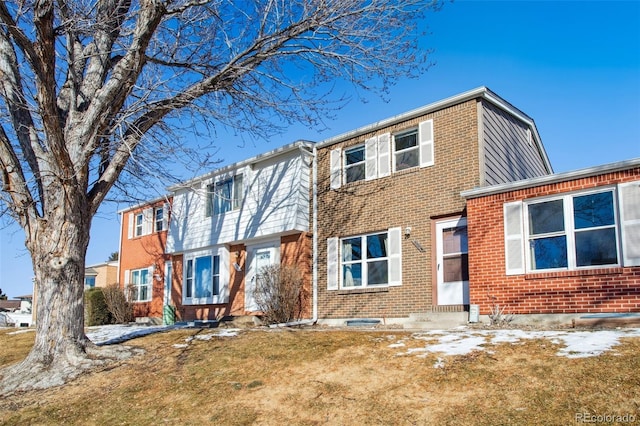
[403,312,468,330]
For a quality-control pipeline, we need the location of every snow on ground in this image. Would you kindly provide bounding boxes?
[391,328,640,364]
[84,324,242,346]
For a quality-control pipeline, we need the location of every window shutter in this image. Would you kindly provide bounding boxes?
[330,148,342,189]
[142,208,153,235]
[504,201,525,275]
[327,237,339,290]
[377,133,391,178]
[127,213,134,239]
[162,203,169,231]
[618,181,640,266]
[419,119,434,167]
[123,269,131,300]
[388,227,402,286]
[365,137,378,180]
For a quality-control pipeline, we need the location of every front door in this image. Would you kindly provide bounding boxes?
[436,218,469,305]
[245,243,278,312]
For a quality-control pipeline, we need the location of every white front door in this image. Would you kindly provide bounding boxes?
[245,243,279,312]
[436,218,469,305]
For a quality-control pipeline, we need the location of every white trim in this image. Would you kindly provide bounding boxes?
[365,137,378,180]
[419,119,434,168]
[327,237,339,290]
[504,201,525,275]
[330,148,342,189]
[377,133,391,177]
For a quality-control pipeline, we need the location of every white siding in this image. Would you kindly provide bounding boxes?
[167,149,311,253]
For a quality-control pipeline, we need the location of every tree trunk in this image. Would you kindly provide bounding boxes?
[0,192,139,395]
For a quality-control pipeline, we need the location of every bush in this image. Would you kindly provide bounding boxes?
[253,265,305,325]
[103,284,134,324]
[85,288,113,326]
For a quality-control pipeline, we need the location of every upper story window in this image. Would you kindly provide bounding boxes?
[207,174,243,216]
[127,203,169,239]
[154,207,164,232]
[344,145,366,183]
[503,181,640,275]
[393,128,419,171]
[134,213,144,237]
[330,119,433,190]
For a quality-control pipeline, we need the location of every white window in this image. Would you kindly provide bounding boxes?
[503,181,640,275]
[393,128,419,171]
[206,174,243,216]
[183,248,229,305]
[329,119,433,189]
[134,213,144,237]
[154,206,164,232]
[344,145,366,183]
[327,228,402,290]
[130,267,152,302]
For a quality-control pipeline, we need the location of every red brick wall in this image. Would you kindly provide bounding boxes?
[316,101,482,318]
[172,233,311,321]
[119,199,171,319]
[467,169,640,314]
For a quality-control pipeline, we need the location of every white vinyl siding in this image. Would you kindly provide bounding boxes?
[618,181,640,266]
[166,150,312,254]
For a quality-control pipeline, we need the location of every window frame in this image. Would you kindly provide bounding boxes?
[130,267,152,303]
[206,174,243,217]
[154,206,164,232]
[340,231,390,289]
[183,248,228,305]
[523,187,620,273]
[392,127,419,172]
[343,144,366,184]
[134,213,144,237]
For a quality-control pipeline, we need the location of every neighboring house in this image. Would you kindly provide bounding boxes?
[1,295,34,327]
[84,261,118,289]
[462,158,640,318]
[315,87,552,324]
[118,197,172,323]
[166,141,314,322]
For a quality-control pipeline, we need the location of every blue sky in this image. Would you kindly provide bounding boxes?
[1,0,639,298]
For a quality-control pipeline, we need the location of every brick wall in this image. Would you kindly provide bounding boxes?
[467,168,640,314]
[172,232,312,321]
[119,199,170,319]
[316,100,482,319]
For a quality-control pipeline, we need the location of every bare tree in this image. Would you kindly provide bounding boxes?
[0,0,441,392]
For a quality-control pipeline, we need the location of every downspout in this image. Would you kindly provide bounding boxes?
[116,211,123,289]
[271,144,318,328]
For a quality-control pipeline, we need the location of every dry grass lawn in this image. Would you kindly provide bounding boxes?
[0,326,639,425]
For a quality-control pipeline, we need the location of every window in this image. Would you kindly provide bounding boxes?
[154,207,164,232]
[329,119,433,190]
[327,228,402,290]
[84,276,96,289]
[183,248,228,305]
[134,213,144,237]
[393,128,419,171]
[207,174,243,216]
[131,268,151,302]
[525,190,618,271]
[344,145,366,183]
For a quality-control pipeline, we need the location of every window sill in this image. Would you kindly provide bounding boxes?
[525,266,624,280]
[337,287,390,295]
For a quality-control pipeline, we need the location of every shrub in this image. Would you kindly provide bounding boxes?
[85,288,113,326]
[103,284,134,324]
[253,265,305,325]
